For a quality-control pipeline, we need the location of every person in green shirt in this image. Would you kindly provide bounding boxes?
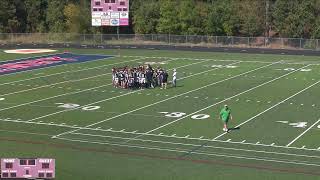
[220,105,233,132]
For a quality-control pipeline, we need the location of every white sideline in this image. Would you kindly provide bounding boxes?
[26,59,218,122]
[52,61,279,138]
[214,76,320,141]
[286,118,320,147]
[54,136,320,167]
[0,56,144,86]
[123,55,320,65]
[69,132,320,159]
[126,64,312,143]
[1,117,319,152]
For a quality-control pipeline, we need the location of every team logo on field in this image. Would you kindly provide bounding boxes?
[0,53,113,75]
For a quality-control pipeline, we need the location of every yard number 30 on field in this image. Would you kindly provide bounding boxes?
[159,112,210,120]
[55,103,101,111]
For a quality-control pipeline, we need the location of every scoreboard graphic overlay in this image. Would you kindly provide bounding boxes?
[1,158,55,179]
[91,0,129,26]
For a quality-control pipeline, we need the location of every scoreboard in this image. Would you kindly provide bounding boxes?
[1,158,55,179]
[91,0,129,26]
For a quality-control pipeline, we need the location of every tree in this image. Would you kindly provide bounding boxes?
[272,0,315,38]
[133,1,160,34]
[64,3,81,33]
[206,0,240,36]
[25,0,47,32]
[157,0,180,34]
[237,0,265,36]
[46,0,67,33]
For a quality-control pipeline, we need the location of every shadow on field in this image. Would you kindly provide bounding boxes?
[228,127,240,132]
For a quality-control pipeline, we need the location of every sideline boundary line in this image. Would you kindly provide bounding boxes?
[54,136,320,168]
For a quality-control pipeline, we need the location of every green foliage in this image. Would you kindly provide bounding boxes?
[0,0,320,39]
[46,0,67,33]
[272,0,315,38]
[157,0,180,34]
[133,1,160,34]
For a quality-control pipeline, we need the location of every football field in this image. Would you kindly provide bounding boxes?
[0,48,320,180]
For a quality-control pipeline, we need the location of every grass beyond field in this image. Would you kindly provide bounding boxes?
[0,48,320,180]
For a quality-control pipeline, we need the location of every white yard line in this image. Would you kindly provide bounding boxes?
[54,136,320,167]
[127,64,312,143]
[52,61,279,138]
[213,76,320,141]
[286,119,320,147]
[0,57,144,86]
[25,59,216,122]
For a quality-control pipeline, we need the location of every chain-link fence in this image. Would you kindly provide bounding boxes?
[0,33,319,50]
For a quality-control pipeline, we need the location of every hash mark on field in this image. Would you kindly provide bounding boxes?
[226,139,231,142]
[132,130,138,133]
[120,129,125,132]
[185,135,190,138]
[302,146,306,149]
[107,128,113,130]
[172,134,176,137]
[271,143,275,146]
[256,142,260,144]
[159,133,163,135]
[96,127,101,129]
[199,136,204,139]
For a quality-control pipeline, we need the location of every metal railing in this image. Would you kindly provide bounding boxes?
[0,33,319,50]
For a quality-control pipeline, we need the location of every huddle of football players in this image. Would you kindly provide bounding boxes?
[112,65,171,89]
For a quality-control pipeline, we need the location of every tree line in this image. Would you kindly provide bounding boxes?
[1,0,320,38]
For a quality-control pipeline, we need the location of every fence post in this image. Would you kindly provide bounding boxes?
[168,33,171,45]
[317,39,319,50]
[281,38,284,49]
[215,36,218,46]
[247,37,250,47]
[231,36,234,47]
[300,38,302,49]
[186,35,188,44]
